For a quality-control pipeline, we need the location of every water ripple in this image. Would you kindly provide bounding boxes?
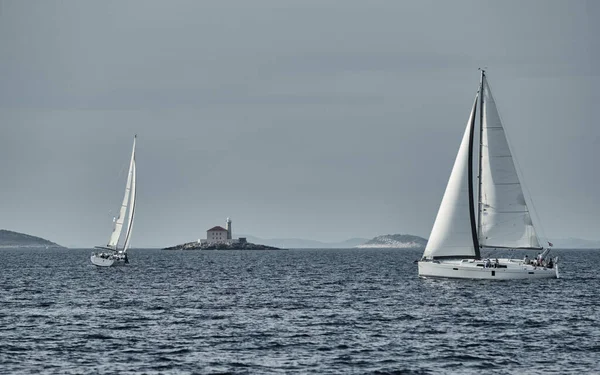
[0,247,599,374]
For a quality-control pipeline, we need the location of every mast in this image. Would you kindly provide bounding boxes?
[476,69,485,258]
[468,92,480,259]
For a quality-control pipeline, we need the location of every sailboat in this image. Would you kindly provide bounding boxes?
[91,135,137,267]
[418,71,558,280]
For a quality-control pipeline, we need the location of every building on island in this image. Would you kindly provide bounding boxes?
[200,218,247,245]
[206,226,227,242]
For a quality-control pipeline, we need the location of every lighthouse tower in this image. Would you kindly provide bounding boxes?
[226,218,232,240]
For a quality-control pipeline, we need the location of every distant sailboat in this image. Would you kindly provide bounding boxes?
[91,136,137,267]
[418,71,558,279]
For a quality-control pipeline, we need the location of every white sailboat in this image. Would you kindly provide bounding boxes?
[91,136,137,267]
[418,71,558,280]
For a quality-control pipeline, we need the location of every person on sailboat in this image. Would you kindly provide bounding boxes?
[524,255,530,264]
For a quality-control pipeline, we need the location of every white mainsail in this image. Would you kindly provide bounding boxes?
[422,96,478,259]
[107,136,137,249]
[122,161,136,252]
[478,77,541,249]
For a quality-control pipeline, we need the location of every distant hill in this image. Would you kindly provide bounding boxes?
[0,229,64,248]
[357,234,427,249]
[240,235,369,249]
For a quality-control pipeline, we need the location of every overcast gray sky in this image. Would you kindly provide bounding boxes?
[0,0,597,248]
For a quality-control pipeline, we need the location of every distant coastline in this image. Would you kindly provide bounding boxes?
[0,229,65,249]
[357,234,428,249]
[238,234,428,249]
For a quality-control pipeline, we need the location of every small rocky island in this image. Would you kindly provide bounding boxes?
[0,229,64,248]
[166,218,283,250]
[163,240,282,251]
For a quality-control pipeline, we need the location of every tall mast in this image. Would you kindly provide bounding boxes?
[468,91,480,259]
[476,69,485,258]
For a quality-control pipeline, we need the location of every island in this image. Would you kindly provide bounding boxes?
[164,218,283,250]
[356,234,427,249]
[163,241,282,251]
[0,229,65,248]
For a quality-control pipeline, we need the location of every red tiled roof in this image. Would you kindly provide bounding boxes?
[207,226,227,232]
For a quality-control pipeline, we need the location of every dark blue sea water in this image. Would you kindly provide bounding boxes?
[1,247,599,374]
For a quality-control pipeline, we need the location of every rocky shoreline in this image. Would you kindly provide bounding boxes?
[163,241,283,251]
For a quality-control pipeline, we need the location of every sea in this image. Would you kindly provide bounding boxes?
[0,247,599,374]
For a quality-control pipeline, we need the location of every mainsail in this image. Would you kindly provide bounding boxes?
[106,136,137,250]
[422,96,479,259]
[478,76,541,249]
[122,161,136,252]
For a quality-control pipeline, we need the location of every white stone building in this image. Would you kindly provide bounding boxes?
[200,218,246,245]
[206,226,228,243]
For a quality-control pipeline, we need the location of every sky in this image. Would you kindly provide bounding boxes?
[0,0,598,248]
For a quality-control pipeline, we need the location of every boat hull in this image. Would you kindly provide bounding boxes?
[418,259,558,280]
[90,252,128,267]
[90,254,115,267]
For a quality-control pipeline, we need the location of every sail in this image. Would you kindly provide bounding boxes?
[123,160,136,252]
[478,77,541,249]
[107,136,136,249]
[422,96,478,259]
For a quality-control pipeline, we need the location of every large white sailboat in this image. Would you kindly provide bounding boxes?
[418,71,558,280]
[91,136,137,267]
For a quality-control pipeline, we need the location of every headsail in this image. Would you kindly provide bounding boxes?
[478,76,541,249]
[123,160,136,252]
[107,136,137,249]
[422,95,479,259]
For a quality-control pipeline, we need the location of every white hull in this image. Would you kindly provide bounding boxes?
[90,253,128,267]
[90,254,115,267]
[418,258,558,280]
